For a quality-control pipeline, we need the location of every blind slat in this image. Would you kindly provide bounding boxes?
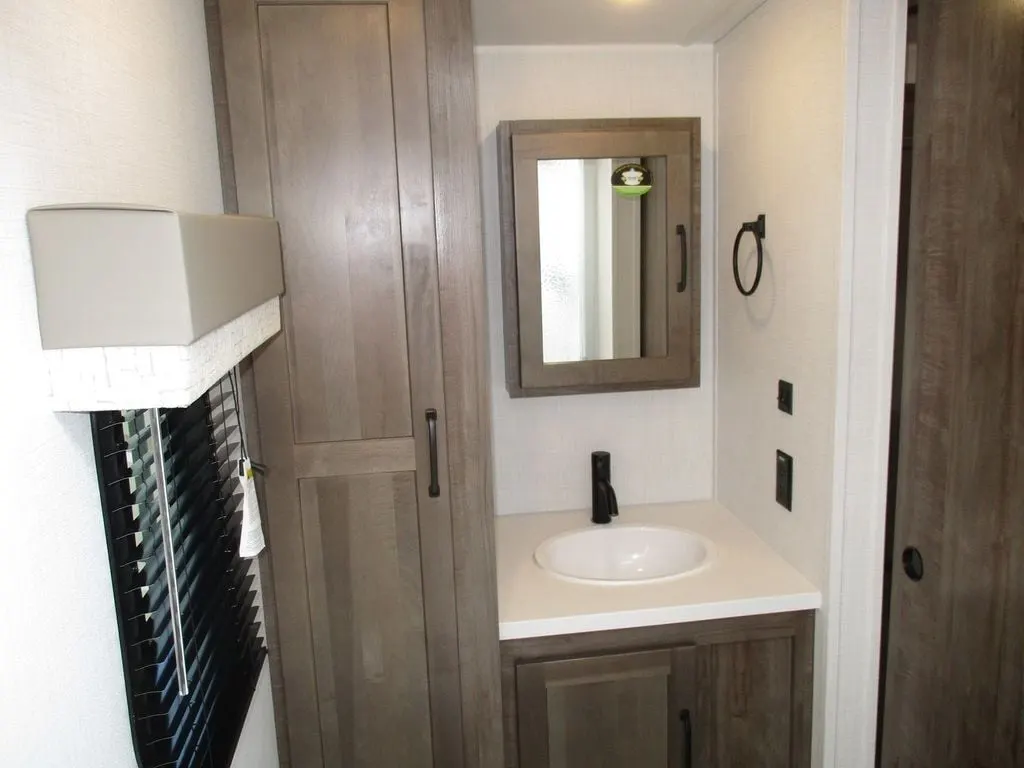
[92,373,266,768]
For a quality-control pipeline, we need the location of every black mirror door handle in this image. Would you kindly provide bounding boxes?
[426,409,440,498]
[676,224,689,293]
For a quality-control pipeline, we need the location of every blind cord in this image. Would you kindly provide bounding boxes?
[227,367,249,462]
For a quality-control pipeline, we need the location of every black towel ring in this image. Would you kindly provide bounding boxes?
[732,214,767,297]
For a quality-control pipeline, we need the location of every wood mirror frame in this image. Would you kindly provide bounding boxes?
[497,118,701,398]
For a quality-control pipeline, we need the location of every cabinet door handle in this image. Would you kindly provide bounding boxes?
[676,224,689,293]
[426,409,440,498]
[680,708,693,768]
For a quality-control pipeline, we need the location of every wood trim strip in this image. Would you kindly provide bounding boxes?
[238,358,293,767]
[423,0,504,764]
[204,3,292,765]
[384,0,465,761]
[256,0,393,4]
[687,120,702,381]
[514,663,551,766]
[533,648,674,687]
[501,611,810,663]
[790,610,814,768]
[511,129,690,158]
[292,437,417,478]
[216,1,322,764]
[205,0,240,215]
[496,121,524,398]
[504,117,701,135]
[220,0,273,216]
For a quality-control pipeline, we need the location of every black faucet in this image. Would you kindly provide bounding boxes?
[591,451,619,525]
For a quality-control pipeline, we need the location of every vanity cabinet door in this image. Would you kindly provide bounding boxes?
[696,636,799,768]
[502,613,814,768]
[515,647,696,768]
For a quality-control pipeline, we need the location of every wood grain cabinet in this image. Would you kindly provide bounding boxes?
[207,0,502,766]
[497,118,702,398]
[501,612,813,768]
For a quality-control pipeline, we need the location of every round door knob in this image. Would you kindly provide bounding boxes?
[902,546,924,581]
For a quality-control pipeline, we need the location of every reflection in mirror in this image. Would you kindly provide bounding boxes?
[537,157,668,364]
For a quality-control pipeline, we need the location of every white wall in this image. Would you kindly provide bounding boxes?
[232,667,279,766]
[715,1,846,764]
[476,45,716,516]
[715,0,845,593]
[0,3,277,766]
[825,1,906,764]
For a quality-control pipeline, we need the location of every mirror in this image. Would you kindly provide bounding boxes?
[497,118,700,397]
[536,157,668,364]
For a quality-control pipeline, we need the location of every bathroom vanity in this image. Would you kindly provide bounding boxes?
[492,113,818,768]
[496,503,820,768]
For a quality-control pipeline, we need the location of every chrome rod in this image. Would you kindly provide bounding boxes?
[149,408,190,696]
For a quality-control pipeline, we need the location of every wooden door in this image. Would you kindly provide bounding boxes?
[515,648,696,768]
[879,0,1024,765]
[500,613,812,768]
[696,637,796,767]
[212,1,501,766]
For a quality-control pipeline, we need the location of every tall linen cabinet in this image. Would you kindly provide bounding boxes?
[206,1,501,766]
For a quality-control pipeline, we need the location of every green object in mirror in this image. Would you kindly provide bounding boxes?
[611,163,652,197]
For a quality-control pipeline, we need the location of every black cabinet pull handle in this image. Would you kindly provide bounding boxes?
[426,409,440,498]
[676,224,689,293]
[680,708,693,768]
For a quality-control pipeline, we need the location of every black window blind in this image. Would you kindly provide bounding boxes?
[92,374,266,768]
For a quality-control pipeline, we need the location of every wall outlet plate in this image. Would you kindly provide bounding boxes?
[778,380,794,414]
[776,450,794,511]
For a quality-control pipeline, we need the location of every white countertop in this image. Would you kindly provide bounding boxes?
[496,501,821,640]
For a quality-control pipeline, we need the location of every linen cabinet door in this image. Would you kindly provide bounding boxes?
[515,647,696,768]
[696,635,805,768]
[217,1,461,766]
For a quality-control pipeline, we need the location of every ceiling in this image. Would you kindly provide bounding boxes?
[472,0,768,47]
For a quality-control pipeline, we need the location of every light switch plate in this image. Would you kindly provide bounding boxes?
[778,380,794,414]
[776,450,793,511]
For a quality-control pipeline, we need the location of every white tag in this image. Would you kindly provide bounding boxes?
[239,458,266,558]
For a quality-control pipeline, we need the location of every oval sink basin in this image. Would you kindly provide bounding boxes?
[534,525,713,585]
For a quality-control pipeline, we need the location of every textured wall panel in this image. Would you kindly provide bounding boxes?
[476,44,717,516]
[0,2,277,766]
[715,0,845,591]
